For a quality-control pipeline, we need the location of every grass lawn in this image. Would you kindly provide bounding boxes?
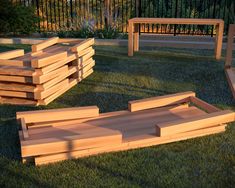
[0,44,235,187]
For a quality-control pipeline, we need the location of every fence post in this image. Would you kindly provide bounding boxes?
[174,0,179,36]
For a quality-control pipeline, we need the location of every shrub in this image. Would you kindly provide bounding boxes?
[0,0,39,35]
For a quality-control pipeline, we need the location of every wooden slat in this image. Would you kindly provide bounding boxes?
[0,59,30,67]
[129,18,224,25]
[77,46,93,57]
[37,66,77,90]
[0,82,37,92]
[17,105,99,124]
[32,65,69,84]
[34,125,225,165]
[31,51,67,68]
[0,49,24,60]
[155,110,235,137]
[0,90,34,99]
[0,97,38,106]
[128,91,195,112]
[189,96,220,113]
[0,66,35,76]
[0,75,32,84]
[21,118,29,139]
[34,79,69,99]
[21,129,122,157]
[31,37,59,52]
[70,38,95,53]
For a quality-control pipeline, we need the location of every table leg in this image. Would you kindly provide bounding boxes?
[215,22,224,60]
[134,24,139,52]
[128,22,134,56]
[225,25,235,68]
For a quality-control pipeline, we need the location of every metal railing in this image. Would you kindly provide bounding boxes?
[13,0,235,35]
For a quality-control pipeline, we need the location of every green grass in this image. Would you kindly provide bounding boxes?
[0,44,235,187]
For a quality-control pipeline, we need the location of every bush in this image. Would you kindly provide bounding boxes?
[0,0,39,35]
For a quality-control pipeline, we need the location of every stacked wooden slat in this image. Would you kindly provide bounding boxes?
[0,37,95,105]
[17,91,235,165]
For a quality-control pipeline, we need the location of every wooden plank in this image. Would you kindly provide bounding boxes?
[0,82,37,92]
[225,24,235,68]
[17,105,99,124]
[36,53,77,74]
[134,24,139,52]
[0,59,30,67]
[0,49,24,60]
[0,66,35,76]
[31,51,67,68]
[38,79,78,105]
[34,125,225,165]
[70,38,95,53]
[0,90,34,99]
[36,66,77,90]
[225,68,235,98]
[155,110,235,136]
[128,21,134,56]
[78,49,95,64]
[129,18,224,25]
[0,97,38,106]
[77,46,93,57]
[29,103,189,129]
[31,37,59,52]
[189,96,220,113]
[20,118,29,139]
[20,130,122,157]
[0,75,32,84]
[214,22,224,60]
[32,65,69,84]
[34,79,69,99]
[128,91,195,112]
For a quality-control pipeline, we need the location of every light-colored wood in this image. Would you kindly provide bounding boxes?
[0,49,24,59]
[34,125,225,165]
[225,24,235,68]
[215,22,224,60]
[20,118,29,139]
[0,66,35,76]
[34,79,69,99]
[17,106,99,124]
[156,110,235,136]
[31,37,59,52]
[128,18,224,59]
[21,130,122,157]
[70,38,95,53]
[0,59,30,67]
[134,24,139,52]
[128,91,194,112]
[128,21,134,56]
[0,97,38,105]
[0,37,95,106]
[189,96,220,113]
[31,51,67,68]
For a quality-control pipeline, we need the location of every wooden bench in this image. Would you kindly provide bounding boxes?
[128,18,224,60]
[17,91,235,165]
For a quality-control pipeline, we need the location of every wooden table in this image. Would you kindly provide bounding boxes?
[128,18,224,60]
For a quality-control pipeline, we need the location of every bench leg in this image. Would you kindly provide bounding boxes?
[128,22,134,56]
[134,24,139,52]
[215,23,224,60]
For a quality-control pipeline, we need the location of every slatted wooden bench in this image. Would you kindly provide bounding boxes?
[128,18,224,60]
[224,24,235,98]
[17,91,235,165]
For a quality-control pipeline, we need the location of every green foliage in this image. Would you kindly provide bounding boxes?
[96,26,119,39]
[0,0,39,35]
